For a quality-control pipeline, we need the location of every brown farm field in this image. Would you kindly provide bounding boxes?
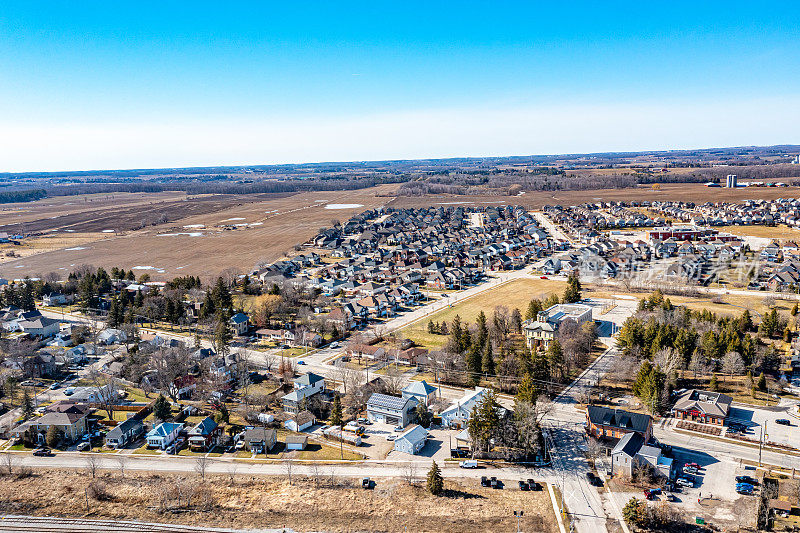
[389,182,800,210]
[0,469,559,533]
[0,184,398,282]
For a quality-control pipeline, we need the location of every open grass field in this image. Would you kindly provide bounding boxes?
[718,224,800,241]
[0,184,399,282]
[402,277,566,348]
[586,287,796,318]
[0,469,558,533]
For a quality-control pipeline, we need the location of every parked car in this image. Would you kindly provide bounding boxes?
[775,419,791,426]
[64,387,75,396]
[393,425,404,432]
[165,445,177,455]
[736,483,754,492]
[385,435,396,441]
[684,466,698,474]
[490,477,502,489]
[676,477,694,488]
[527,479,542,491]
[362,477,371,489]
[329,342,340,349]
[296,360,306,365]
[76,442,91,452]
[736,486,754,495]
[684,462,701,470]
[518,480,529,491]
[32,447,52,457]
[459,460,478,469]
[480,476,490,487]
[736,475,758,485]
[49,383,60,390]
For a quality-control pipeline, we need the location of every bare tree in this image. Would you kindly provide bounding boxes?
[402,461,418,486]
[382,365,405,395]
[151,345,192,402]
[653,348,683,377]
[310,461,322,487]
[85,453,100,479]
[282,458,293,485]
[226,463,238,486]
[1,452,13,475]
[87,369,119,421]
[722,351,746,379]
[115,455,126,478]
[194,455,209,481]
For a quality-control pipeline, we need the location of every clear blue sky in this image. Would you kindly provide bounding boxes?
[1,2,798,171]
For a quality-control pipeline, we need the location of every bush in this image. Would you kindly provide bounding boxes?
[87,480,111,501]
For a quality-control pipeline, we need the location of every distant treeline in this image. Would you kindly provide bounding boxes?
[0,188,46,204]
[397,163,800,196]
[40,174,408,198]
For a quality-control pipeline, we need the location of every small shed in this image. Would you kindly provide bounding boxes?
[284,410,316,432]
[285,435,308,451]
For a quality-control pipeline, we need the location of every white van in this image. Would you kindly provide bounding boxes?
[459,460,478,469]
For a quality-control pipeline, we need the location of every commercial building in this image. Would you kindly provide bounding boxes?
[523,303,593,349]
[671,389,732,425]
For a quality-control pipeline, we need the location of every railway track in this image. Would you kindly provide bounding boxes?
[0,515,295,533]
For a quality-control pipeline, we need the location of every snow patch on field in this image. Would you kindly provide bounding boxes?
[64,247,87,251]
[183,224,205,229]
[101,229,115,233]
[325,203,363,210]
[157,232,204,237]
[222,217,246,221]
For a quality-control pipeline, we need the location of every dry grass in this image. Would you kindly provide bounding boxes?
[402,277,566,348]
[718,224,800,241]
[0,469,558,533]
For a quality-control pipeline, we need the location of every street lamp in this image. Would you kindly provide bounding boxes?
[513,510,524,533]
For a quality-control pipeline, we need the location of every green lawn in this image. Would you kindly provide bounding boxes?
[132,446,161,455]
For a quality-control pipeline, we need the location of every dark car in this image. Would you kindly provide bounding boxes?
[490,477,502,489]
[362,477,372,489]
[775,419,791,426]
[32,447,52,457]
[527,479,543,491]
[481,476,490,487]
[736,475,758,485]
[518,480,529,491]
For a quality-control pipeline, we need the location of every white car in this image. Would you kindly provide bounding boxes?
[385,435,396,441]
[76,442,91,452]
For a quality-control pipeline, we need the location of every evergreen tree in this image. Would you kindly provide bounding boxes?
[525,299,543,321]
[546,340,565,381]
[153,394,171,421]
[427,461,444,495]
[331,395,343,427]
[466,343,482,376]
[213,313,233,357]
[482,341,495,375]
[531,348,550,382]
[476,311,488,348]
[427,320,436,334]
[515,373,539,405]
[510,308,523,334]
[21,390,34,420]
[757,372,767,392]
[211,277,233,315]
[562,272,582,303]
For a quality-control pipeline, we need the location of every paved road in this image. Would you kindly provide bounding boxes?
[0,515,288,533]
[533,211,573,245]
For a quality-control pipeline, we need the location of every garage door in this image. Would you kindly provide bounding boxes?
[386,416,400,426]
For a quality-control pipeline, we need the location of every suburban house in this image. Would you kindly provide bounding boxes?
[187,416,220,451]
[12,401,91,444]
[671,389,732,425]
[366,393,417,427]
[242,427,277,454]
[42,293,68,306]
[281,373,325,414]
[585,406,653,442]
[229,313,250,336]
[104,417,145,448]
[393,424,428,455]
[611,432,673,479]
[401,380,437,406]
[285,434,308,451]
[146,422,183,449]
[98,328,127,345]
[284,410,316,432]
[522,303,593,349]
[17,316,61,338]
[440,387,487,429]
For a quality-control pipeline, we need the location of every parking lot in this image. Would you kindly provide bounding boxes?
[726,404,800,447]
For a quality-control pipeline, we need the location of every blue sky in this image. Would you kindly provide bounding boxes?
[1,2,798,171]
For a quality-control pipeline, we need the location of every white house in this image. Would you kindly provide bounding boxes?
[284,410,315,432]
[440,387,487,429]
[282,373,325,414]
[366,393,417,427]
[98,328,127,345]
[394,424,428,455]
[42,293,68,306]
[146,422,183,449]
[17,316,60,338]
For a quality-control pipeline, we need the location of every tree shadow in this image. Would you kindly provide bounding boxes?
[441,488,487,500]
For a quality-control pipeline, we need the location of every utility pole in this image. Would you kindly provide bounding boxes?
[513,510,523,533]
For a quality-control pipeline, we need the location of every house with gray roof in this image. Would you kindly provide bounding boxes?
[394,424,428,455]
[366,393,417,427]
[611,432,673,479]
[401,380,437,406]
[105,416,145,448]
